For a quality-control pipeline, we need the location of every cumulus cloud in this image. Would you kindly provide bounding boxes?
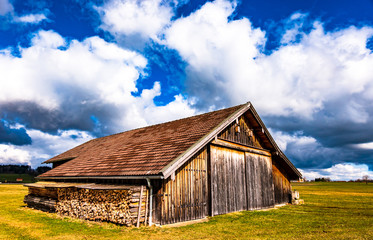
[0,29,197,165]
[0,128,94,167]
[165,0,373,117]
[161,0,373,171]
[96,0,174,47]
[300,163,373,181]
[0,29,195,133]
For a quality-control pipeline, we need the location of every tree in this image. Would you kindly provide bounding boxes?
[362,175,370,184]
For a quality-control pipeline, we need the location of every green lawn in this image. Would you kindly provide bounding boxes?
[0,182,372,240]
[0,174,35,183]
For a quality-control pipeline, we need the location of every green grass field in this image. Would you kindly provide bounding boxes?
[0,182,372,240]
[0,174,35,183]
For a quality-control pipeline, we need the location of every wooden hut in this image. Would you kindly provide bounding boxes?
[25,102,302,226]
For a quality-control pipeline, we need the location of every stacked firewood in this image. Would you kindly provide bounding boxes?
[24,186,58,212]
[24,183,148,227]
[56,187,147,226]
[24,194,57,212]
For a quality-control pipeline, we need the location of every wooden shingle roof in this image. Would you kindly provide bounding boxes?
[38,102,302,180]
[39,104,245,178]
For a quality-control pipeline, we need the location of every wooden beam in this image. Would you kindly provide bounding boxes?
[211,138,271,157]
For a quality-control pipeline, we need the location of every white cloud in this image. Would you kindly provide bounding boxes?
[300,163,373,181]
[13,13,47,24]
[0,30,147,110]
[0,128,94,167]
[270,129,316,151]
[164,0,373,120]
[0,0,13,15]
[0,0,47,24]
[96,0,174,42]
[143,94,197,125]
[0,29,197,165]
[353,142,373,150]
[0,144,31,165]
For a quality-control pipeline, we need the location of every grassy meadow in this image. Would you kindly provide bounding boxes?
[0,182,372,240]
[0,174,35,183]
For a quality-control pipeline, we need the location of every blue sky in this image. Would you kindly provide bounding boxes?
[1,0,373,181]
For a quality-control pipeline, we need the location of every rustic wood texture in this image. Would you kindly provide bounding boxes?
[57,187,148,226]
[245,153,274,210]
[218,116,262,149]
[24,184,149,226]
[157,147,208,225]
[28,186,58,199]
[272,164,292,204]
[210,146,246,215]
[210,145,274,216]
[24,195,57,212]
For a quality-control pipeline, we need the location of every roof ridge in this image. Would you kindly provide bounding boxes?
[96,103,247,139]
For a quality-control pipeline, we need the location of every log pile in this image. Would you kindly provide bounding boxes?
[24,183,148,226]
[24,194,57,212]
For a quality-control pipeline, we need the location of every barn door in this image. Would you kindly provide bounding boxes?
[160,148,208,225]
[245,153,274,209]
[210,146,246,216]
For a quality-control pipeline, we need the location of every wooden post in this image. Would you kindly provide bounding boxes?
[144,188,149,226]
[137,186,144,227]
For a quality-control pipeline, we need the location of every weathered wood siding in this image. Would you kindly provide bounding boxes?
[218,116,262,148]
[210,145,274,216]
[156,148,208,225]
[272,164,291,204]
[245,153,274,210]
[210,146,246,215]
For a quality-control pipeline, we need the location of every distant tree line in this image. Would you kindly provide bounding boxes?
[0,164,51,176]
[314,177,332,182]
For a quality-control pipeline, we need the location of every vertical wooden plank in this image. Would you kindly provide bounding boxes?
[170,176,174,223]
[184,160,188,221]
[209,145,215,216]
[181,164,185,222]
[144,189,149,226]
[190,157,193,221]
[136,186,144,227]
[222,149,227,214]
[164,180,168,224]
[167,179,171,224]
[161,181,165,225]
[217,147,222,215]
[214,147,218,215]
[175,169,179,223]
[187,158,191,221]
[225,149,230,213]
[196,152,201,219]
[253,155,259,209]
[191,156,195,220]
[242,152,246,210]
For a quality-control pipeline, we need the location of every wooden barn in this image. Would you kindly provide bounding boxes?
[25,102,302,226]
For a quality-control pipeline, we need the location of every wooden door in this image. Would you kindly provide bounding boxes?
[245,153,274,209]
[210,146,246,215]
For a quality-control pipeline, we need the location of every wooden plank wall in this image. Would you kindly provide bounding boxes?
[218,116,262,148]
[210,145,275,216]
[210,146,246,215]
[272,164,291,204]
[158,147,208,225]
[245,153,274,210]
